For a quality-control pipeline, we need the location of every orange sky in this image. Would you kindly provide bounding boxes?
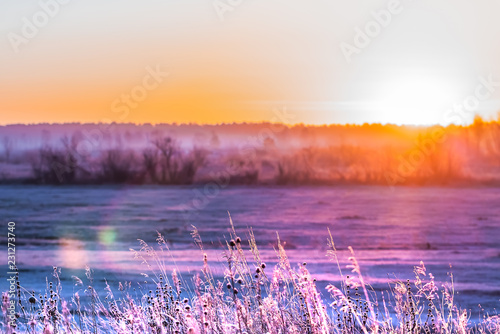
[1,0,500,125]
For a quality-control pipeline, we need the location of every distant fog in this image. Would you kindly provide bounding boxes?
[0,120,499,186]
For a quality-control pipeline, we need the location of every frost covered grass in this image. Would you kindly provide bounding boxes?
[2,221,499,334]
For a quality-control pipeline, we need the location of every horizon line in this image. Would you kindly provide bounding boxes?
[0,119,496,128]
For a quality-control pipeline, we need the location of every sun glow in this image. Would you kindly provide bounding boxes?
[370,71,458,125]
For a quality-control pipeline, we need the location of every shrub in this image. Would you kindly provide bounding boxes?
[3,224,499,334]
[99,149,136,183]
[30,147,78,184]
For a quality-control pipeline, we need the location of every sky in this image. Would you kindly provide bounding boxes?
[1,0,500,126]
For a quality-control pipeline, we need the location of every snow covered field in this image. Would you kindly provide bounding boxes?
[1,185,499,320]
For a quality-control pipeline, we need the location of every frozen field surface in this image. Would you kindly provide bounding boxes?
[1,185,499,318]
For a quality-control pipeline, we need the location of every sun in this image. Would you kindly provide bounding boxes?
[370,70,458,125]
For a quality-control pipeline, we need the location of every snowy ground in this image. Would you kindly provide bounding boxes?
[0,185,499,320]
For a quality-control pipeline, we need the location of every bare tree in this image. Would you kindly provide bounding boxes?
[153,137,180,184]
[147,137,207,184]
[2,136,13,162]
[178,147,207,184]
[31,146,77,184]
[142,148,158,183]
[100,149,134,183]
